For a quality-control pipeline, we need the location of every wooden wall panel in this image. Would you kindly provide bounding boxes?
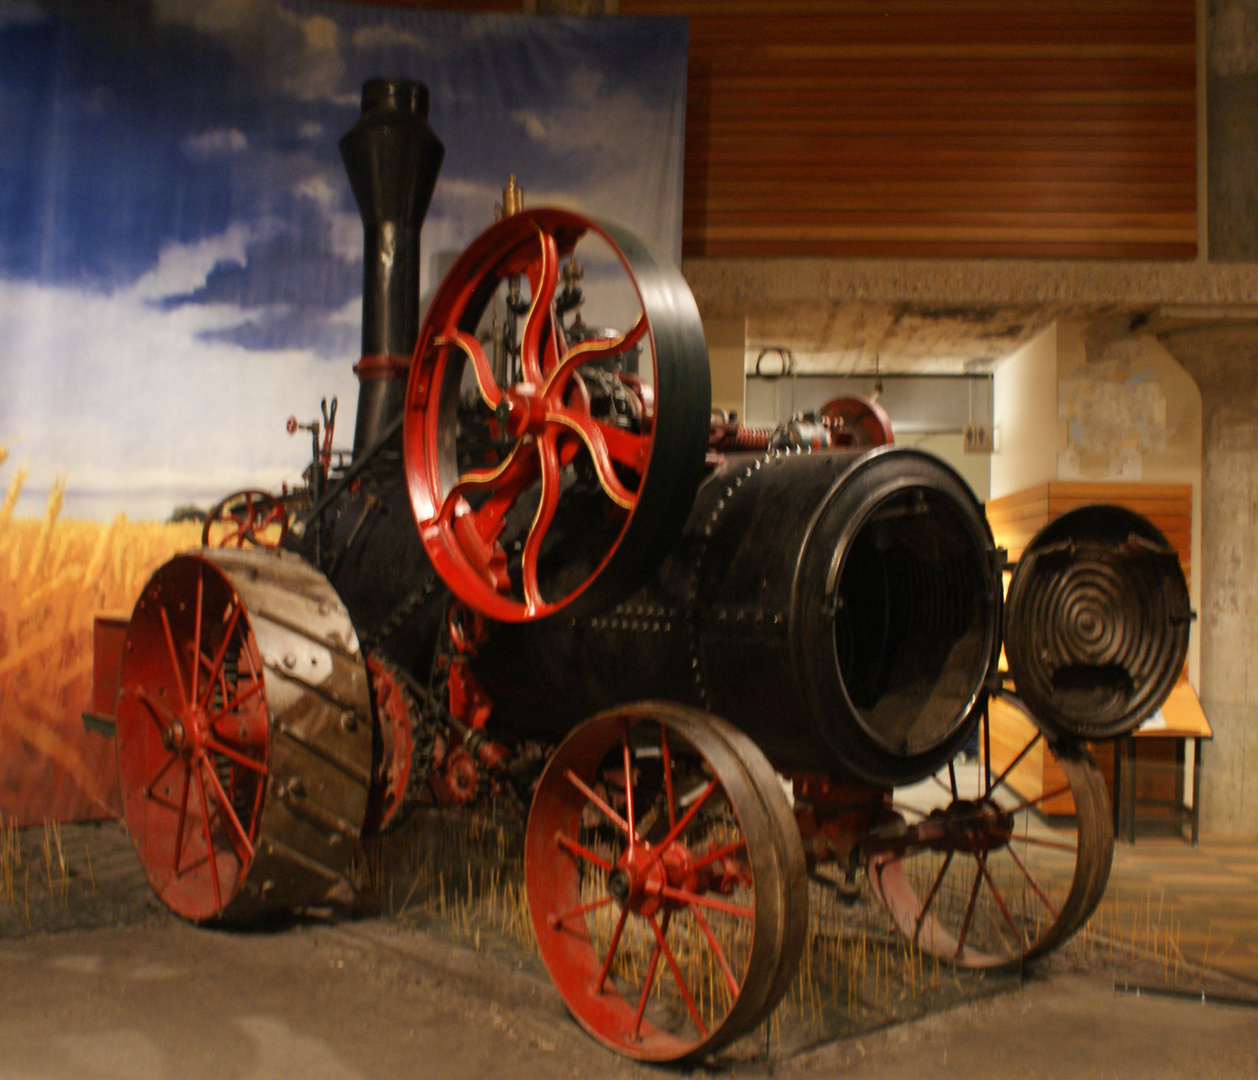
[622,1,1197,260]
[985,480,1192,587]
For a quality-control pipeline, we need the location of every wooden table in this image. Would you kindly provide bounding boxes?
[988,677,1212,845]
[1109,678,1213,846]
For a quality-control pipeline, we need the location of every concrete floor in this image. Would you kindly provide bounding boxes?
[3,822,1257,1079]
[1,916,1257,1080]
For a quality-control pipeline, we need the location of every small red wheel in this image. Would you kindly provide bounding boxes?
[819,394,894,449]
[363,655,419,833]
[115,555,270,921]
[405,208,710,623]
[865,702,1113,968]
[202,490,290,549]
[525,703,806,1063]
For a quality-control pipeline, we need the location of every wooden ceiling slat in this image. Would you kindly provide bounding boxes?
[628,0,1197,258]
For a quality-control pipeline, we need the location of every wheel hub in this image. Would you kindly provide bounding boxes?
[609,841,702,918]
[611,844,669,916]
[923,798,1014,854]
[498,384,549,438]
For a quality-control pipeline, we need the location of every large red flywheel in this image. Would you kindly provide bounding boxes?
[404,208,710,623]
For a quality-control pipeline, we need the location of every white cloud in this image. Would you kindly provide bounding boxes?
[511,110,547,141]
[0,228,360,521]
[153,1,352,105]
[152,0,272,36]
[182,127,249,161]
[349,24,436,55]
[510,66,657,161]
[128,224,253,301]
[281,11,344,103]
[294,173,361,262]
[0,0,47,28]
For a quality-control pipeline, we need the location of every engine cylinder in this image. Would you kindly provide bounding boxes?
[473,447,1003,786]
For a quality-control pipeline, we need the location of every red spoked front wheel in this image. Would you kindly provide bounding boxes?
[405,209,710,623]
[525,703,807,1063]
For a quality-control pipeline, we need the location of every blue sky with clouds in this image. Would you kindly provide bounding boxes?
[0,0,687,518]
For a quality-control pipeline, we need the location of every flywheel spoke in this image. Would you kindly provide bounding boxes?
[659,723,677,831]
[632,925,666,1041]
[192,764,222,911]
[136,689,175,736]
[158,606,189,709]
[1009,783,1072,815]
[691,836,747,874]
[1005,843,1062,920]
[914,848,954,945]
[660,886,754,921]
[691,906,741,998]
[204,736,267,776]
[172,763,191,875]
[199,754,255,861]
[438,330,504,409]
[520,227,559,384]
[521,431,564,613]
[621,729,637,851]
[551,314,647,385]
[190,571,203,704]
[977,854,1023,944]
[545,406,638,509]
[1013,835,1079,855]
[594,907,630,994]
[196,601,243,711]
[987,732,1042,798]
[954,858,986,959]
[144,751,180,799]
[644,778,718,872]
[549,895,613,929]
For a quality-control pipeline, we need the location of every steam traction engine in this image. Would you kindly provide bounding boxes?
[99,81,1193,1063]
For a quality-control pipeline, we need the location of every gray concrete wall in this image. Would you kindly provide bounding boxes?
[1209,1,1258,258]
[1159,325,1258,833]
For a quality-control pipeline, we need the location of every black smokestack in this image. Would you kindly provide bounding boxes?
[340,78,444,461]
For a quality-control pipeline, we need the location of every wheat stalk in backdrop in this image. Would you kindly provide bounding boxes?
[0,448,207,823]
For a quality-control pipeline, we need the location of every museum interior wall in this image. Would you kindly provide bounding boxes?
[22,0,1257,834]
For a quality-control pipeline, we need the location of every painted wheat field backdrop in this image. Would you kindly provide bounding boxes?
[0,448,207,826]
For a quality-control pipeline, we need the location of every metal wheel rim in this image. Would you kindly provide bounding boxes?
[116,554,269,921]
[525,702,798,1062]
[201,489,290,549]
[866,704,1113,969]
